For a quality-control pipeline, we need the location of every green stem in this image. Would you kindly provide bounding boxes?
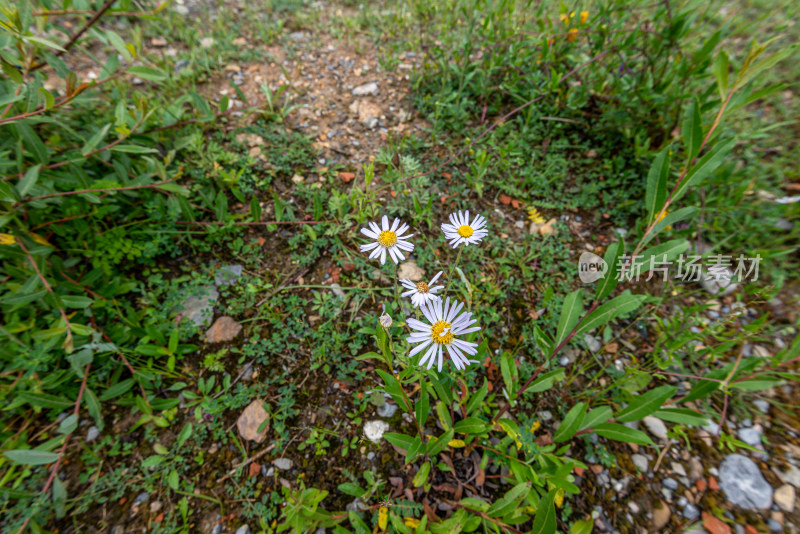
[445,246,464,294]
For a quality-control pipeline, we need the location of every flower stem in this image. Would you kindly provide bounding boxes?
[445,246,464,294]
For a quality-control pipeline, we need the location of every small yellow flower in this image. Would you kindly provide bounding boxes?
[580,11,589,24]
[404,517,420,529]
[529,421,541,433]
[378,507,388,531]
[448,439,466,448]
[655,210,672,231]
[567,28,579,42]
[527,208,546,224]
[0,233,16,245]
[560,11,575,25]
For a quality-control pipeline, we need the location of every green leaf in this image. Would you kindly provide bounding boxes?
[25,35,66,52]
[487,482,530,518]
[110,144,157,154]
[555,290,583,348]
[653,408,709,427]
[645,147,670,223]
[16,164,40,197]
[413,461,431,487]
[376,370,408,412]
[673,138,736,203]
[500,352,516,398]
[595,238,625,302]
[18,391,73,409]
[168,470,179,490]
[553,402,586,442]
[579,406,612,430]
[58,414,78,434]
[384,432,414,452]
[128,66,167,82]
[575,291,646,337]
[176,422,193,448]
[13,123,49,164]
[641,208,698,246]
[61,295,93,308]
[571,519,594,534]
[530,489,557,534]
[142,455,165,468]
[454,417,489,435]
[526,369,565,394]
[53,476,67,518]
[682,99,703,161]
[4,449,59,466]
[337,482,366,498]
[84,388,103,430]
[81,124,111,156]
[99,378,135,401]
[426,429,454,457]
[593,423,654,445]
[436,401,452,430]
[615,385,676,422]
[106,30,132,62]
[636,239,690,273]
[465,379,488,415]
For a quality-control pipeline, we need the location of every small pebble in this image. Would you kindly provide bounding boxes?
[663,478,678,490]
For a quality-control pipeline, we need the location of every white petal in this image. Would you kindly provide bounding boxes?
[391,218,400,232]
[381,215,389,231]
[361,242,379,251]
[409,339,433,357]
[361,227,378,239]
[429,271,443,284]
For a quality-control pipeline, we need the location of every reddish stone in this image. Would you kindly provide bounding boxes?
[153,512,164,523]
[574,466,585,477]
[343,262,356,272]
[511,199,521,209]
[499,193,512,205]
[745,526,758,534]
[249,462,261,478]
[696,479,707,492]
[708,476,719,490]
[702,512,731,534]
[339,172,355,182]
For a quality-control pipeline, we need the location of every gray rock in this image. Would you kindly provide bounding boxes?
[352,82,379,96]
[643,416,669,440]
[682,503,700,521]
[719,454,773,510]
[768,519,782,532]
[288,31,307,41]
[177,286,219,327]
[663,478,678,490]
[86,426,100,442]
[671,462,686,477]
[215,264,243,286]
[737,427,762,447]
[211,525,222,534]
[559,356,570,366]
[364,420,390,443]
[273,458,293,471]
[133,492,150,505]
[329,283,346,299]
[377,402,397,418]
[584,334,601,352]
[367,452,375,460]
[235,527,250,534]
[753,399,770,413]
[631,454,649,473]
[689,457,704,481]
[700,267,738,296]
[775,463,800,487]
[538,410,553,422]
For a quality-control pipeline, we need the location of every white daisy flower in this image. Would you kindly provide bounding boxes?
[441,210,488,248]
[360,215,414,265]
[400,271,444,308]
[405,297,481,372]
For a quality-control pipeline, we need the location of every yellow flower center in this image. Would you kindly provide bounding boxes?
[431,320,454,345]
[377,230,397,247]
[457,225,473,238]
[416,281,429,293]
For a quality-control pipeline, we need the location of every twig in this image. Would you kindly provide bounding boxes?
[216,443,276,483]
[16,239,72,351]
[175,220,324,226]
[15,362,91,534]
[29,0,116,72]
[18,178,178,205]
